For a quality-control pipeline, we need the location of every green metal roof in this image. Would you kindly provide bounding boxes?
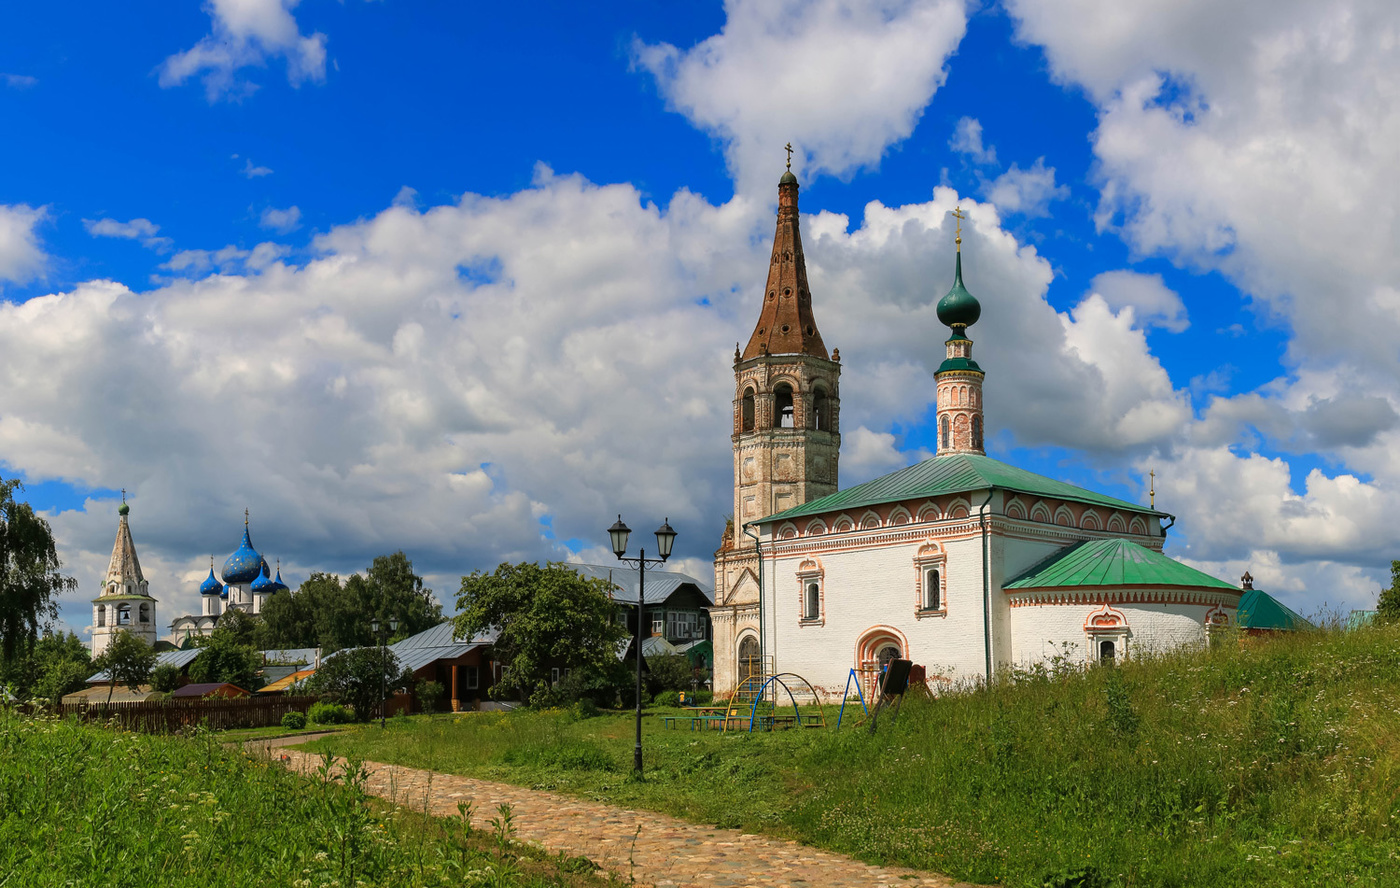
[1236,589,1314,631]
[1005,539,1238,590]
[759,453,1168,525]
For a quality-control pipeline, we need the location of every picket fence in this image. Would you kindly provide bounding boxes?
[45,695,318,733]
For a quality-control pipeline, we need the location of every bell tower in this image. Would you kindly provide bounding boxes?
[935,208,986,456]
[712,161,841,695]
[730,167,842,523]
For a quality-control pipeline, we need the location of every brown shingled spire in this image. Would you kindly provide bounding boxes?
[741,171,829,360]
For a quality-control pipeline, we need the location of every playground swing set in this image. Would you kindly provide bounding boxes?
[661,659,917,735]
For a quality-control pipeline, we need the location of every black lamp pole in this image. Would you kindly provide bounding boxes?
[371,616,399,728]
[608,515,677,775]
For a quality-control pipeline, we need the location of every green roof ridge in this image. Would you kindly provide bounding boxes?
[1005,538,1238,590]
[758,453,1167,525]
[1236,589,1314,631]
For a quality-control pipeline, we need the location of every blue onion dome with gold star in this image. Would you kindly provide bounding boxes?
[222,516,264,585]
[270,562,290,595]
[251,559,277,594]
[199,561,224,597]
[937,250,981,335]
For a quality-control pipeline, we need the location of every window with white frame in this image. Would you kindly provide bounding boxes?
[666,611,701,639]
[923,568,941,611]
[463,665,479,689]
[913,545,947,617]
[796,560,823,625]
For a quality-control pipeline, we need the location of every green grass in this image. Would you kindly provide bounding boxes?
[217,722,356,745]
[304,625,1400,887]
[0,711,614,887]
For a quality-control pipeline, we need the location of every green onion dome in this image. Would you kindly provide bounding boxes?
[936,251,981,330]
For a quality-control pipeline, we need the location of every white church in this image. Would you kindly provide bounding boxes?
[710,168,1241,698]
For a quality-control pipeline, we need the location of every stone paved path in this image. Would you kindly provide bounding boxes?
[254,737,982,888]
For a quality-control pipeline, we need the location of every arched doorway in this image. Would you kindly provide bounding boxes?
[737,634,761,696]
[855,627,908,698]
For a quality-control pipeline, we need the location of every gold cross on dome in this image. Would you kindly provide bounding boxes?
[952,206,965,250]
[1149,469,1156,507]
[245,507,249,526]
[784,142,793,170]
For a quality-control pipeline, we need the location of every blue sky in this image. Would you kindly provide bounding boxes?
[2,0,1397,635]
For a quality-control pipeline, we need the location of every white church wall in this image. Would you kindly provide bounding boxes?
[1008,601,1212,666]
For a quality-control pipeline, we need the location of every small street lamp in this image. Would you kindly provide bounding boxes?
[370,616,400,728]
[608,514,677,775]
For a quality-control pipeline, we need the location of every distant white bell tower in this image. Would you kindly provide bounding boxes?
[90,493,158,656]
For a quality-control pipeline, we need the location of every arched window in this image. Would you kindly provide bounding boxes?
[941,415,951,450]
[813,387,831,431]
[139,603,150,623]
[117,604,131,626]
[1099,640,1116,664]
[774,383,795,428]
[923,569,941,610]
[972,415,983,450]
[741,388,755,432]
[96,604,106,627]
[804,583,820,620]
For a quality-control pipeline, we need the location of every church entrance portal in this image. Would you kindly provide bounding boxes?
[737,635,761,698]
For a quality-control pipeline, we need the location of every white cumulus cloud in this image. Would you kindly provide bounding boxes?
[633,0,969,194]
[83,217,174,252]
[949,116,996,165]
[259,205,302,233]
[0,204,48,286]
[981,158,1068,218]
[160,0,328,101]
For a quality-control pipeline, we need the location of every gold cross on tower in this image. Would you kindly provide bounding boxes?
[784,142,793,170]
[1149,469,1156,508]
[952,205,965,252]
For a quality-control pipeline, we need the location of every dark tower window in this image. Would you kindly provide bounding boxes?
[941,415,951,450]
[774,383,795,428]
[813,387,831,431]
[805,583,820,620]
[972,415,983,450]
[741,388,755,432]
[924,568,941,610]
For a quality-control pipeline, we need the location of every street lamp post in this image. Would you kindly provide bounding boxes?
[370,617,400,728]
[608,515,677,775]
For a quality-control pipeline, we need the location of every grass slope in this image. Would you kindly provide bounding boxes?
[305,626,1400,887]
[0,713,609,887]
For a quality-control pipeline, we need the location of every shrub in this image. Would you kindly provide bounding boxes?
[645,653,695,693]
[653,690,681,708]
[308,701,353,725]
[150,662,183,693]
[571,698,600,720]
[280,711,307,730]
[416,679,444,714]
[305,647,401,721]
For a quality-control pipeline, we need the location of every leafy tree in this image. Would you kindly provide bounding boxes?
[0,477,77,663]
[260,555,444,653]
[305,646,403,721]
[150,662,183,693]
[93,631,156,704]
[455,561,626,707]
[1377,560,1400,623]
[0,630,92,703]
[188,619,262,689]
[646,654,696,694]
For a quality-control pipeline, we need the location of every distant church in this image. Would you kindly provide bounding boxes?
[169,511,289,645]
[90,497,159,657]
[710,167,1241,697]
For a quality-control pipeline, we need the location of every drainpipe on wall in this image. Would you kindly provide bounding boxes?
[743,521,764,684]
[978,488,994,684]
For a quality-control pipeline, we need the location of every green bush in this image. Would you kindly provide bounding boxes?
[280,711,307,730]
[644,654,694,693]
[416,679,444,714]
[653,690,681,708]
[308,701,353,725]
[150,662,183,693]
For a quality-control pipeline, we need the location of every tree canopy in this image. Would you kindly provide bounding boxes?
[257,552,444,652]
[0,630,91,704]
[454,561,626,707]
[0,477,77,663]
[305,646,403,721]
[188,616,262,689]
[93,631,156,704]
[1377,560,1400,623]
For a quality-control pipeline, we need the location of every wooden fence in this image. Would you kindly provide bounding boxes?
[42,696,318,733]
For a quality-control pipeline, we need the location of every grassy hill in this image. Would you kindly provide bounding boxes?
[306,624,1400,887]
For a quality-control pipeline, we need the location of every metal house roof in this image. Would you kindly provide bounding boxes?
[568,563,713,606]
[1005,538,1238,591]
[759,453,1169,526]
[88,647,200,684]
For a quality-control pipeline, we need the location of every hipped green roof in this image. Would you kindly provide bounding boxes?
[1236,589,1314,631]
[759,453,1167,525]
[1005,538,1238,591]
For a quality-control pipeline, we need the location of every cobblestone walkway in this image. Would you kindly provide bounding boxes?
[257,738,980,888]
